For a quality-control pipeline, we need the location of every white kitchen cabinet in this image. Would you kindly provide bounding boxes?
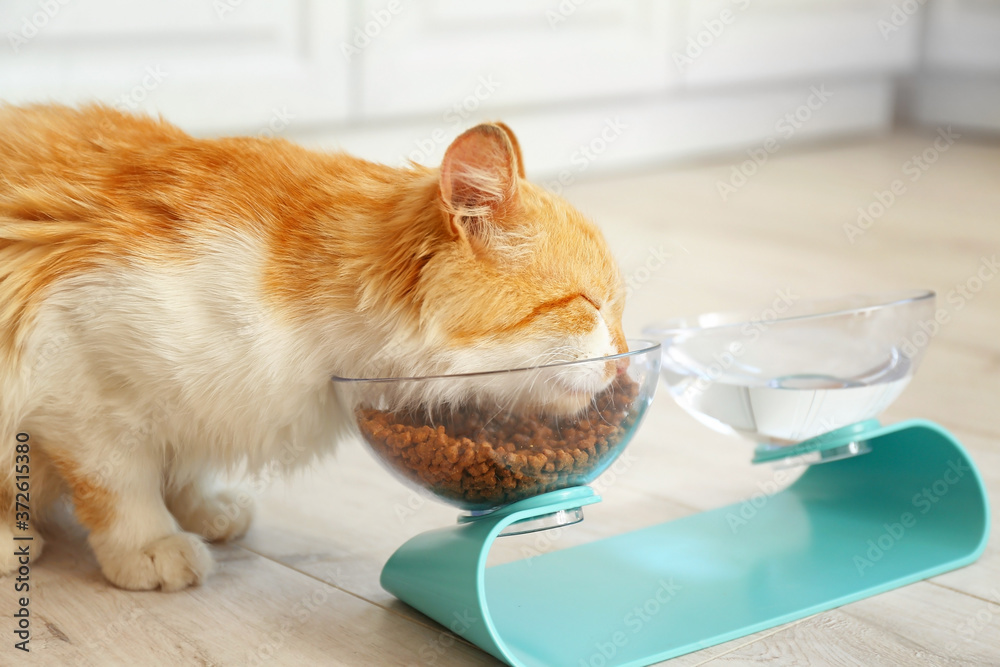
[907,0,1000,131]
[924,0,1000,69]
[679,0,923,86]
[0,0,351,134]
[352,0,682,119]
[0,0,974,177]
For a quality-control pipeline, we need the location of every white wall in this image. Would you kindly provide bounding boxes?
[1,0,986,178]
[903,0,1000,132]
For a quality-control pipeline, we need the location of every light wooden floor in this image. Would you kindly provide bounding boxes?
[5,131,1000,666]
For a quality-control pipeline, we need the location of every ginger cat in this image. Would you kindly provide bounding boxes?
[0,104,626,591]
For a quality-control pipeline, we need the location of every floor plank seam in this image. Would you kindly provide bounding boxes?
[235,544,485,653]
[927,579,1000,605]
[686,617,812,665]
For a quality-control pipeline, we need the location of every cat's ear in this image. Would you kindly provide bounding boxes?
[494,122,525,179]
[439,124,521,239]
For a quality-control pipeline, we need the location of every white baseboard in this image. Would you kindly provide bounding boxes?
[905,73,1000,133]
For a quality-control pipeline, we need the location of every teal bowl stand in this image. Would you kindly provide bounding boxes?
[381,419,990,666]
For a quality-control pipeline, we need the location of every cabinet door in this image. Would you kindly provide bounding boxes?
[678,0,922,86]
[354,0,681,119]
[923,0,1000,70]
[0,0,350,133]
[908,0,1000,131]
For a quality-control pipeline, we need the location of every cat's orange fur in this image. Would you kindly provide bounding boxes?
[0,104,626,591]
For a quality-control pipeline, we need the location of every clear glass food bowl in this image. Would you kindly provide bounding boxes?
[331,340,660,513]
[643,291,935,463]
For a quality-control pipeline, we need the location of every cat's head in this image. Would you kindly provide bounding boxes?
[416,123,627,414]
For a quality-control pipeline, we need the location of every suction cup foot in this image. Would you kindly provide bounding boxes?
[496,507,584,536]
[753,419,881,466]
[455,487,596,535]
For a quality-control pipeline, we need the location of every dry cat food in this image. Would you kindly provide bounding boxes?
[356,373,641,509]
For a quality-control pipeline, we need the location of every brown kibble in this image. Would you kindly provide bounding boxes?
[555,450,574,471]
[355,374,640,509]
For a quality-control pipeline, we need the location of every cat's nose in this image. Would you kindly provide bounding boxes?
[603,357,629,380]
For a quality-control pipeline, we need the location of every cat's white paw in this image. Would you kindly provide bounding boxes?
[172,488,255,543]
[99,532,212,592]
[0,524,44,576]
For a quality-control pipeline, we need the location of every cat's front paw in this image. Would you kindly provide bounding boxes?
[99,532,212,592]
[171,488,255,543]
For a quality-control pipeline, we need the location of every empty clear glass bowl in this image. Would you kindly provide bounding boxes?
[331,340,661,512]
[644,291,935,461]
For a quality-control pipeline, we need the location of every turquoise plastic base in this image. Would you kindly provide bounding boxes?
[381,420,990,666]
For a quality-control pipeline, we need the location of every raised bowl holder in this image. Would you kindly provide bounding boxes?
[751,418,883,465]
[381,419,989,667]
